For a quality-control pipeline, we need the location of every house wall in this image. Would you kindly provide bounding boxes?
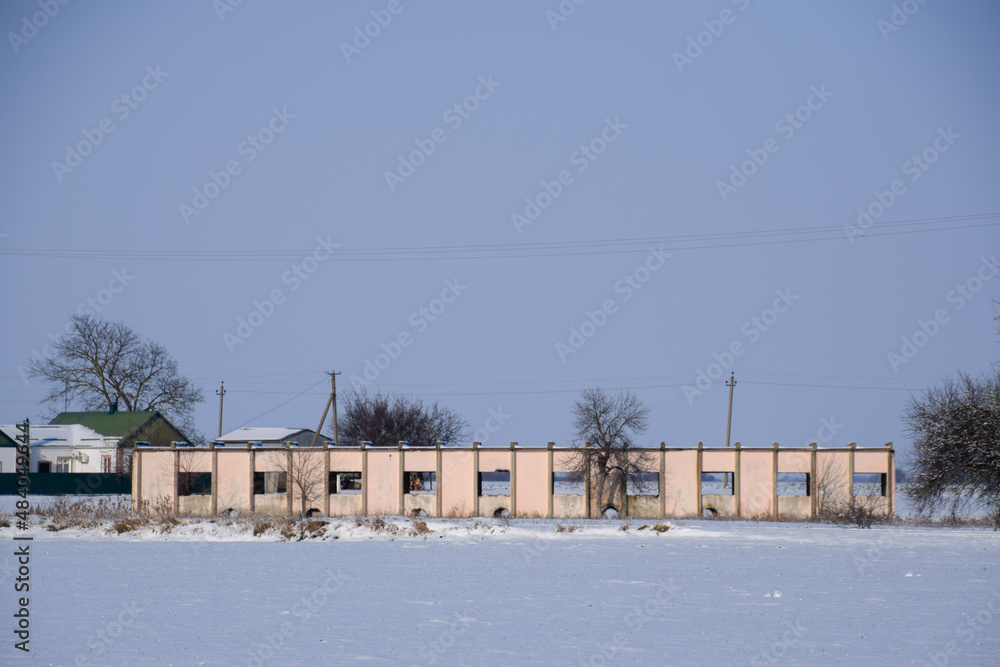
[132,443,896,521]
[32,445,116,473]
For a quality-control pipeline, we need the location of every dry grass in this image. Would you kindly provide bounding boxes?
[556,524,578,533]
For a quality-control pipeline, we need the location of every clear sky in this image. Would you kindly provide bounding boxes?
[1,1,998,457]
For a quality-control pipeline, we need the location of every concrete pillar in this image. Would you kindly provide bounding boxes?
[473,441,480,517]
[510,442,517,517]
[323,442,331,517]
[547,442,554,519]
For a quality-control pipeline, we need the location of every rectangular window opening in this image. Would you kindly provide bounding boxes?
[627,472,660,497]
[405,471,436,494]
[56,457,71,473]
[700,472,734,496]
[777,472,811,496]
[101,455,112,474]
[330,471,362,494]
[179,472,212,496]
[253,471,287,495]
[478,470,510,496]
[852,473,887,497]
[552,471,584,495]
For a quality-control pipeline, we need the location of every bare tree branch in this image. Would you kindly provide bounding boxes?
[28,314,204,441]
[334,390,468,447]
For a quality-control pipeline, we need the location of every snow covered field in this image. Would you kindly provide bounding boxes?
[1,498,998,666]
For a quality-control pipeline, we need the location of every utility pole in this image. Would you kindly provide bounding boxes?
[309,371,341,447]
[216,381,226,439]
[723,373,736,489]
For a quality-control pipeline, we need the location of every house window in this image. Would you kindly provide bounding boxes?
[330,472,362,494]
[253,472,287,495]
[56,457,71,473]
[478,471,510,496]
[405,471,436,494]
[178,472,212,496]
[101,455,112,473]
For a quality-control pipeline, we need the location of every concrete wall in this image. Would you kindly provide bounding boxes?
[133,442,896,520]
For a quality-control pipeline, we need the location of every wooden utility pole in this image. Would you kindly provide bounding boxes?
[309,371,341,447]
[216,381,226,439]
[723,373,736,489]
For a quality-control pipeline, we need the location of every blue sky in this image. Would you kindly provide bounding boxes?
[1,0,998,456]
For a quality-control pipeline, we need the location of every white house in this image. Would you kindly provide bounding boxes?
[0,424,118,473]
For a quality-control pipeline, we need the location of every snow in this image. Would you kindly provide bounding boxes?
[1,498,998,665]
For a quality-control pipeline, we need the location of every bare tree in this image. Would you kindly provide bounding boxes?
[904,371,1000,530]
[335,390,467,447]
[569,387,651,517]
[813,456,848,518]
[28,314,204,440]
[265,450,326,515]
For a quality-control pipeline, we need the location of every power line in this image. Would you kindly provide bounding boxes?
[0,212,995,263]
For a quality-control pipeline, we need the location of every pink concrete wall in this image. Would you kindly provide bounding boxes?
[367,450,401,515]
[854,450,890,473]
[702,449,736,472]
[135,450,176,512]
[663,450,698,516]
[514,450,548,517]
[134,445,895,520]
[739,450,773,517]
[216,450,251,511]
[440,450,474,517]
[777,450,810,473]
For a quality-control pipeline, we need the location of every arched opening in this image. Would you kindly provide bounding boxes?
[603,506,620,519]
[493,508,510,519]
[305,508,321,518]
[702,507,718,518]
[410,508,428,518]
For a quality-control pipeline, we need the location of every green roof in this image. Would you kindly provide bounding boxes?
[0,428,18,448]
[49,411,162,437]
